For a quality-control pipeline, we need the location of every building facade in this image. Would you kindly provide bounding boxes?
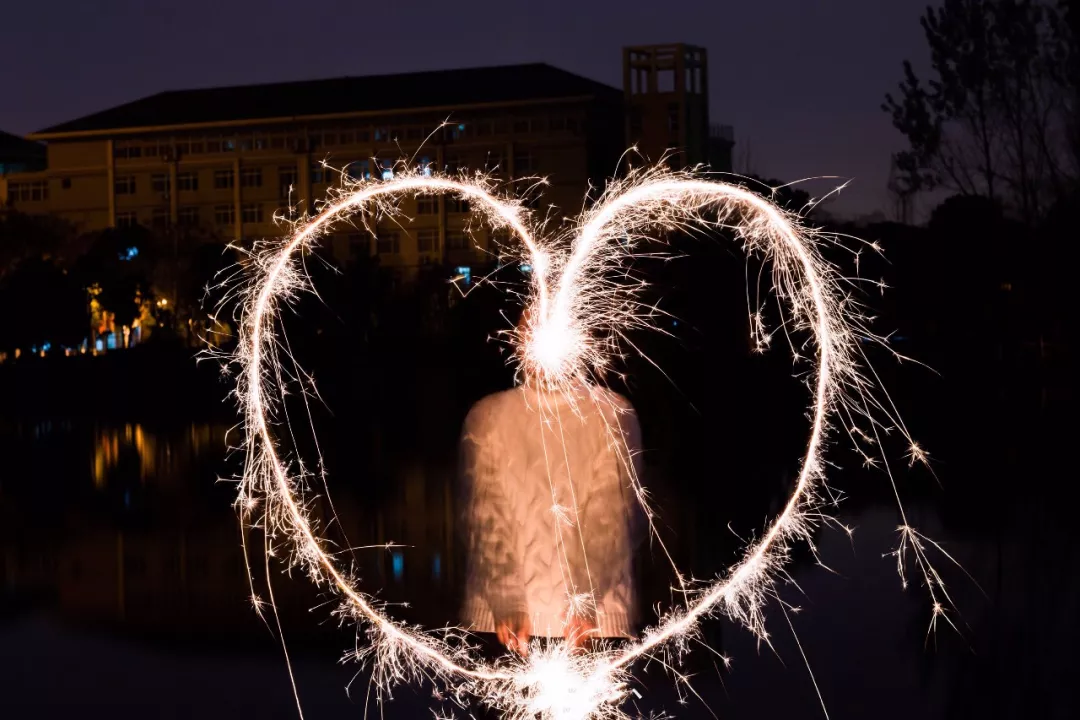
[2,50,732,276]
[1,64,625,275]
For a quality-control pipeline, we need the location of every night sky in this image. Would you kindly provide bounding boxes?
[4,0,933,218]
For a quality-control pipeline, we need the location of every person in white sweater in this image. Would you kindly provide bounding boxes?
[459,381,644,655]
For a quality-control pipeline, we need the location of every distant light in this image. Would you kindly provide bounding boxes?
[520,263,532,274]
[391,551,404,581]
[42,342,51,352]
[119,246,139,261]
[455,265,472,286]
[457,123,465,131]
[95,339,104,352]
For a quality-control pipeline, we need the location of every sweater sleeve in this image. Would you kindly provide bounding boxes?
[460,399,527,623]
[565,398,643,620]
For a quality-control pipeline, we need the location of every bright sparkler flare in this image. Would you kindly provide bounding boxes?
[225,160,952,720]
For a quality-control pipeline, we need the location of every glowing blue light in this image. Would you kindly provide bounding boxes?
[119,246,139,261]
[457,123,465,131]
[95,339,104,352]
[42,342,51,352]
[421,155,432,177]
[391,551,404,581]
[432,553,442,580]
[520,263,532,274]
[455,266,472,286]
[106,334,117,350]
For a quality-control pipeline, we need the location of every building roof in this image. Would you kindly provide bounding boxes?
[32,63,621,138]
[0,130,45,160]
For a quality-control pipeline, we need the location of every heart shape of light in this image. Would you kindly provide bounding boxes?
[233,165,874,720]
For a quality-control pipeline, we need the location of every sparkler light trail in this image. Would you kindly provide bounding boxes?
[226,160,951,720]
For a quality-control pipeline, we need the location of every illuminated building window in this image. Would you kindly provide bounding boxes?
[455,265,472,285]
[240,167,262,188]
[417,229,437,252]
[151,173,170,194]
[178,207,199,226]
[374,127,390,141]
[177,172,198,192]
[445,156,460,173]
[114,176,136,195]
[223,139,236,152]
[348,160,370,181]
[376,232,400,255]
[213,169,234,189]
[214,205,235,226]
[392,552,404,581]
[447,197,470,213]
[419,155,432,176]
[116,211,138,228]
[241,203,263,223]
[381,159,394,181]
[416,195,437,215]
[432,553,442,580]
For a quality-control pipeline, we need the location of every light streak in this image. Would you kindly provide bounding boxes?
[225,161,952,719]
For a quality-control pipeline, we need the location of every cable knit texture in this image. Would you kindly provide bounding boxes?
[460,384,643,638]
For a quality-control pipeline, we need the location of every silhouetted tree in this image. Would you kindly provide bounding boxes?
[0,256,86,352]
[76,225,156,328]
[884,0,1078,224]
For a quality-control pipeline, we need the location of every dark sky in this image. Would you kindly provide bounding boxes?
[2,0,934,218]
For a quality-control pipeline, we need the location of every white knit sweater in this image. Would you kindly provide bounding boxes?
[459,384,643,638]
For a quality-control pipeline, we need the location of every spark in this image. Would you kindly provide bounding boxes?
[221,160,957,719]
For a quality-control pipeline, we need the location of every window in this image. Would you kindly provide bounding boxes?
[269,135,286,150]
[549,116,567,132]
[417,229,437,253]
[486,154,503,175]
[668,103,680,133]
[311,163,330,184]
[116,211,138,228]
[380,159,393,181]
[206,139,222,153]
[446,231,468,250]
[566,117,579,134]
[61,177,72,190]
[419,155,432,176]
[416,195,437,215]
[144,144,159,158]
[339,131,355,145]
[513,118,531,134]
[405,126,424,140]
[376,232,400,255]
[279,165,298,196]
[240,136,266,151]
[151,173,170,193]
[444,156,460,174]
[513,152,534,175]
[240,167,262,188]
[444,123,465,141]
[114,145,142,159]
[374,127,389,141]
[177,172,198,191]
[241,203,263,223]
[7,181,49,202]
[347,160,370,181]
[323,132,338,146]
[223,139,236,152]
[629,109,643,136]
[189,140,205,154]
[658,69,676,93]
[178,207,199,226]
[214,205,235,226]
[151,207,170,228]
[447,197,470,213]
[115,176,136,195]
[475,120,493,137]
[213,169,234,189]
[357,129,371,142]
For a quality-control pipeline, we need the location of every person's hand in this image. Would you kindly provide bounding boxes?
[495,612,531,656]
[564,614,598,652]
